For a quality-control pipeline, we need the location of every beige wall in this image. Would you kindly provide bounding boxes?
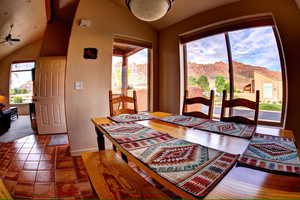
[66,0,158,154]
[0,40,43,114]
[158,0,300,145]
[254,72,283,103]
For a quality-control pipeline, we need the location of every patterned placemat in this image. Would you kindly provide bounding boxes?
[193,120,256,138]
[99,122,239,198]
[100,122,175,150]
[239,133,300,175]
[108,113,154,123]
[158,115,209,127]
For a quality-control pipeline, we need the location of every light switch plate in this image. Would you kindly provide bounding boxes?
[74,81,84,90]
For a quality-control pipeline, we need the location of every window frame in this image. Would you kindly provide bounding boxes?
[9,60,36,105]
[182,16,287,127]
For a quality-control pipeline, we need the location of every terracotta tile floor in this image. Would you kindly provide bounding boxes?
[0,134,98,199]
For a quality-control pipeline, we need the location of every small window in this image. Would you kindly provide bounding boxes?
[10,62,35,104]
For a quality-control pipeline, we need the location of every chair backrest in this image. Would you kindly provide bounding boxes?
[220,90,260,125]
[109,90,138,117]
[182,90,215,119]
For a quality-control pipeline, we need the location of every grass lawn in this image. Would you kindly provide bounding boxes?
[259,103,282,111]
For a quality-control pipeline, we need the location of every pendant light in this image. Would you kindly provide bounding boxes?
[126,0,174,22]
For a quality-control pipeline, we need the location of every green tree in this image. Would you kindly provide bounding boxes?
[188,75,210,92]
[215,75,226,94]
[225,81,230,93]
[13,96,23,104]
[20,88,29,94]
[12,88,29,94]
[198,75,210,92]
[188,76,197,86]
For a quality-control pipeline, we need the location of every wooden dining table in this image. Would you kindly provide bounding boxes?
[91,112,300,199]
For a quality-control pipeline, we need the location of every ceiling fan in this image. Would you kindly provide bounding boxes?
[0,24,21,45]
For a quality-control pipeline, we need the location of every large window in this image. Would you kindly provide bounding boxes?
[183,18,286,126]
[10,62,35,104]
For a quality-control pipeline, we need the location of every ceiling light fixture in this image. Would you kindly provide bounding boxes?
[126,0,174,22]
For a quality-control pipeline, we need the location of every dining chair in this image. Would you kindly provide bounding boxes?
[182,90,215,119]
[109,90,138,117]
[220,90,260,125]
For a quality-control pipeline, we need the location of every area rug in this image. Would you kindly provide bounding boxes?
[48,134,69,146]
[158,115,208,127]
[99,122,238,198]
[108,113,154,123]
[239,133,300,175]
[0,116,34,142]
[193,120,256,139]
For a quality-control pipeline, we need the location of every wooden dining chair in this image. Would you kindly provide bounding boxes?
[221,90,260,125]
[109,90,138,117]
[182,90,215,119]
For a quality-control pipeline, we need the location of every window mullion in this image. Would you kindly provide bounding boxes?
[225,32,234,116]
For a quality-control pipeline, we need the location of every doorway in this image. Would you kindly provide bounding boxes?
[112,39,151,112]
[0,61,35,142]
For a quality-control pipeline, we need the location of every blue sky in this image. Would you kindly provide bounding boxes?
[187,26,281,71]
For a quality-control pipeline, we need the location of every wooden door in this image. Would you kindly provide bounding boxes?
[34,56,67,134]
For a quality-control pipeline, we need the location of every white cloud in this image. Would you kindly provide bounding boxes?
[187,26,281,71]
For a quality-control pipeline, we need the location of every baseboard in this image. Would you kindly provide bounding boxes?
[70,146,98,156]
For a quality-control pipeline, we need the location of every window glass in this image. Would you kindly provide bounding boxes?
[186,34,229,118]
[112,56,122,94]
[128,49,149,111]
[10,62,34,104]
[229,26,283,122]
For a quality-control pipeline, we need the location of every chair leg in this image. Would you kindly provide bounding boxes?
[113,144,117,152]
[121,152,128,163]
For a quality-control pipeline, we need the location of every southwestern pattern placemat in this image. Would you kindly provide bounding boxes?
[193,120,256,139]
[108,113,154,123]
[158,115,209,127]
[138,139,238,197]
[239,133,300,175]
[99,122,239,198]
[100,122,175,150]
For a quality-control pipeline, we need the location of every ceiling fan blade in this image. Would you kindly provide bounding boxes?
[11,38,20,42]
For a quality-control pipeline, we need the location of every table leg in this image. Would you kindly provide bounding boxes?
[95,126,105,150]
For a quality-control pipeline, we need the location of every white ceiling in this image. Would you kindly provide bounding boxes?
[111,0,240,30]
[0,0,47,60]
